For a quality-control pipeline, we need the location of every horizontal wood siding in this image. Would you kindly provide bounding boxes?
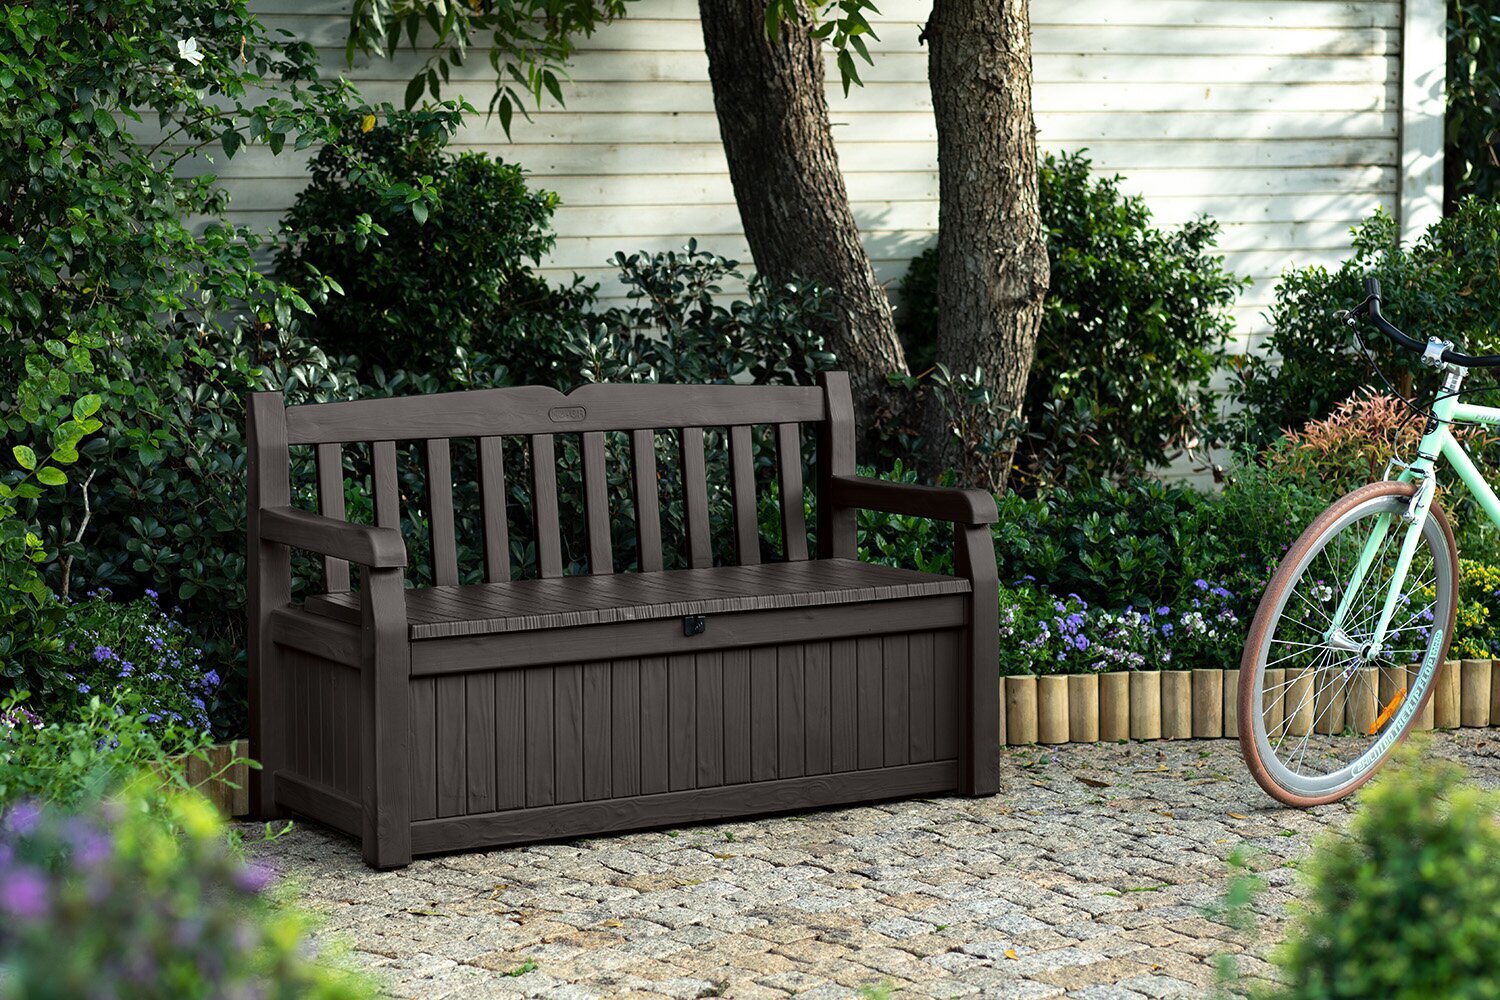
[222,0,1419,363]
[404,630,962,818]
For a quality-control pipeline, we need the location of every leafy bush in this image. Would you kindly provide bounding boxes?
[1446,560,1500,659]
[0,781,375,1000]
[1447,0,1500,205]
[277,119,592,387]
[0,692,219,809]
[0,0,462,729]
[898,150,1244,485]
[1230,199,1500,446]
[1266,746,1500,1000]
[58,592,219,737]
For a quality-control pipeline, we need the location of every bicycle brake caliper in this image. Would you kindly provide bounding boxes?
[1404,472,1435,525]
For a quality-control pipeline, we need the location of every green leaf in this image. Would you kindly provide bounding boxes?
[498,96,514,137]
[71,394,101,420]
[92,107,115,137]
[220,128,243,157]
[11,445,35,471]
[542,71,564,107]
[404,73,425,110]
[35,466,66,487]
[410,200,429,224]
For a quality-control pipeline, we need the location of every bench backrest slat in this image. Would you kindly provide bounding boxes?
[776,423,809,562]
[372,441,401,532]
[678,426,713,570]
[530,434,564,578]
[477,436,510,583]
[581,431,612,575]
[315,442,351,592]
[424,438,459,587]
[264,373,855,584]
[728,425,759,567]
[283,384,826,444]
[630,429,663,573]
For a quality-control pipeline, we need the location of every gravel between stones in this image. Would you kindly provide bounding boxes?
[246,731,1500,999]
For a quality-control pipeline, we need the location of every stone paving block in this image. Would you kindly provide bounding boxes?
[242,735,1500,1000]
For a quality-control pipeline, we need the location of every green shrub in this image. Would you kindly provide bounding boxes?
[1266,746,1500,1000]
[57,591,219,737]
[277,119,593,387]
[0,692,218,809]
[897,150,1244,485]
[1230,199,1500,446]
[0,0,462,728]
[1447,0,1500,205]
[0,780,375,1000]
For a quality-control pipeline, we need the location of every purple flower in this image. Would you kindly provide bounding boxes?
[91,646,114,663]
[1193,579,1209,590]
[0,867,49,919]
[232,862,275,895]
[4,802,41,836]
[1155,606,1170,616]
[77,682,91,694]
[145,588,159,600]
[203,670,220,688]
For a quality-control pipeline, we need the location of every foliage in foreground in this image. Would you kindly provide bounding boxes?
[1263,745,1500,1000]
[0,780,374,1000]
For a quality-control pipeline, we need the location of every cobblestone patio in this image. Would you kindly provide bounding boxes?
[249,732,1500,999]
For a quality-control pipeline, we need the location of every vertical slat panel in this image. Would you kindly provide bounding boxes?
[775,423,809,562]
[466,673,496,814]
[639,656,669,794]
[884,635,911,766]
[478,436,511,583]
[815,372,857,559]
[332,666,351,795]
[293,655,309,776]
[531,435,563,578]
[581,431,613,575]
[307,659,323,783]
[524,667,555,807]
[555,665,584,804]
[679,427,712,569]
[631,429,663,573]
[934,630,960,759]
[315,443,350,591]
[909,632,936,763]
[857,636,884,769]
[344,666,363,798]
[830,639,859,773]
[778,645,806,778]
[729,424,760,566]
[425,438,459,587]
[372,440,400,529]
[750,647,778,782]
[722,649,752,784]
[583,662,612,801]
[804,641,831,775]
[696,652,723,788]
[611,659,641,798]
[668,653,697,791]
[495,670,525,810]
[436,675,466,817]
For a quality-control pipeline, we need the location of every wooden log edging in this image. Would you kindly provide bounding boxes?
[174,740,252,818]
[996,660,1500,745]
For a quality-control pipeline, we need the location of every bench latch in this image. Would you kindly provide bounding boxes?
[683,615,707,637]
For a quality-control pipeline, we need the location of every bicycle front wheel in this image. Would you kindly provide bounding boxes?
[1239,480,1457,807]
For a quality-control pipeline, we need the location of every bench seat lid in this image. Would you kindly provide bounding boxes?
[302,559,970,640]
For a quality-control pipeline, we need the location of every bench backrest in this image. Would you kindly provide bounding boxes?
[248,372,857,590]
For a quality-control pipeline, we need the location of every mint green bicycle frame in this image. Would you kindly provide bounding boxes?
[1327,368,1500,650]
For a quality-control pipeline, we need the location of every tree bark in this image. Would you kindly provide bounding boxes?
[697,0,907,438]
[922,0,1050,492]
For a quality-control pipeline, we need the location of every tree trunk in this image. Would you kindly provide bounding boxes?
[698,0,907,440]
[922,0,1049,492]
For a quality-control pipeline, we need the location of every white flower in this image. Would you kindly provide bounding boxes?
[177,37,204,67]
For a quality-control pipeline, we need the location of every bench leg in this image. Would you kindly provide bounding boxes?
[360,569,412,869]
[955,523,1000,796]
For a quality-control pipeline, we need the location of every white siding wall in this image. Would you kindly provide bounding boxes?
[234,0,1437,359]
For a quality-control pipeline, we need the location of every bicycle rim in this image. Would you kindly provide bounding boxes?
[1240,482,1456,806]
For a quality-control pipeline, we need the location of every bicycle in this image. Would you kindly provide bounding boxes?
[1239,276,1500,806]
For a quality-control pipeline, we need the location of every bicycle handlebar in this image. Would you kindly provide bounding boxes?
[1348,276,1500,368]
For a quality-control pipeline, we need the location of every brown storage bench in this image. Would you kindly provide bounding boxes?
[247,372,999,868]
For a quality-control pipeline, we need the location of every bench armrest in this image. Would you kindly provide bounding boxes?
[257,506,408,569]
[829,475,998,526]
